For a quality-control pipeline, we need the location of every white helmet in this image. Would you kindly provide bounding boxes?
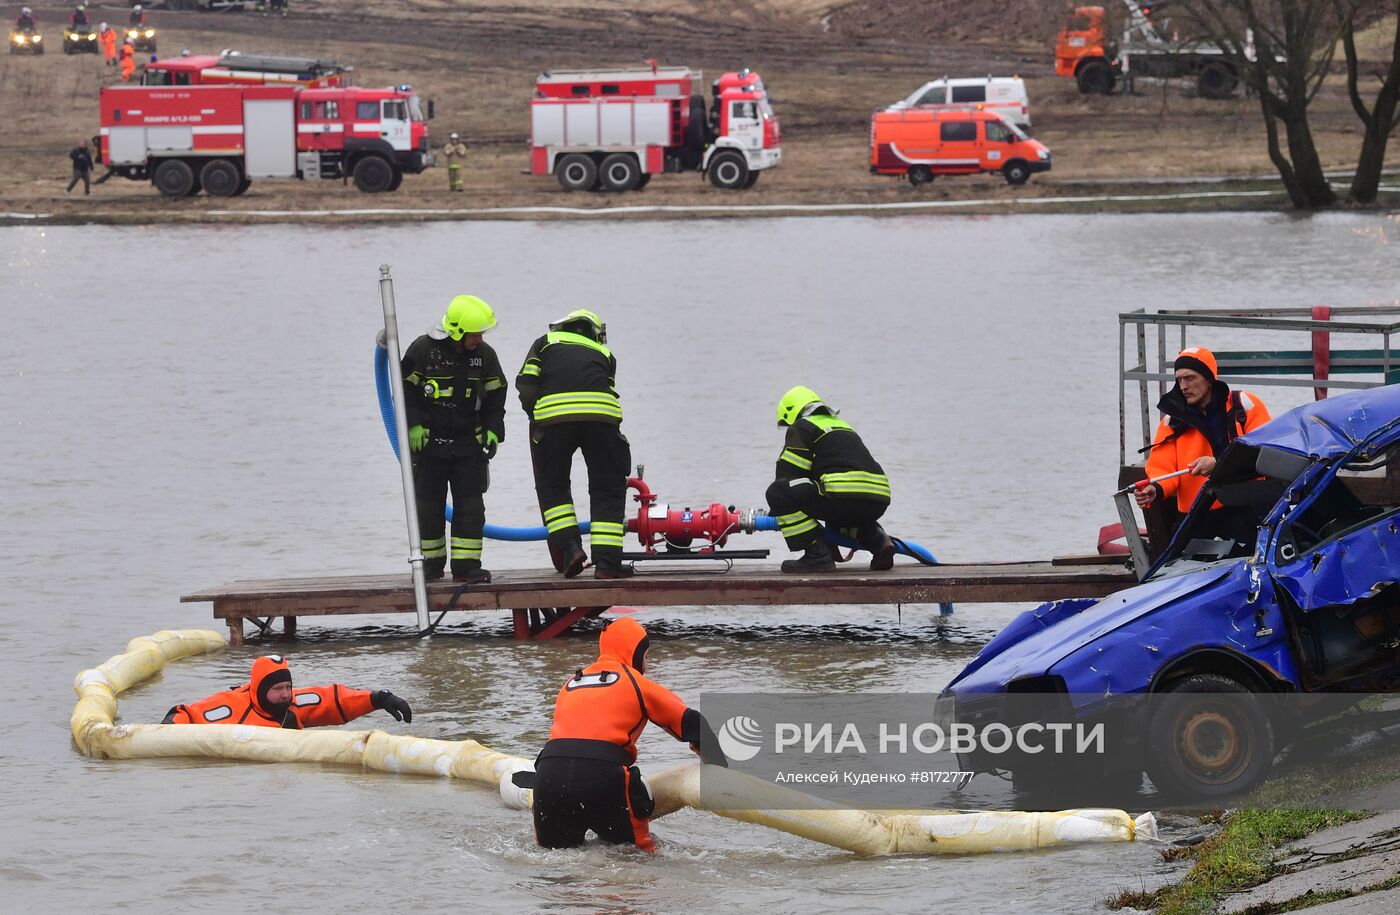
[134,4,142,10]
[99,21,107,28]
[22,7,31,14]
[450,132,459,139]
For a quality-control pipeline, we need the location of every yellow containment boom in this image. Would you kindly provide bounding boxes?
[71,629,1158,856]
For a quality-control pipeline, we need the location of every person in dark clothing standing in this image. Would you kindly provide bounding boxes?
[767,385,894,573]
[516,309,632,579]
[65,139,93,195]
[401,295,507,583]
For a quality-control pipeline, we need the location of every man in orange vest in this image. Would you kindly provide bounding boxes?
[119,38,135,82]
[99,22,116,66]
[1137,346,1271,537]
[524,618,727,852]
[161,655,413,729]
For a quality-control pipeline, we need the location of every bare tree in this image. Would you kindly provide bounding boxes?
[1339,2,1400,203]
[1176,0,1357,208]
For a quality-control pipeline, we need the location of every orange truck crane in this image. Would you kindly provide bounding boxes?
[1055,0,1241,98]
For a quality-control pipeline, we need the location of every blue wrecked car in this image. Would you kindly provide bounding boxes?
[943,385,1400,799]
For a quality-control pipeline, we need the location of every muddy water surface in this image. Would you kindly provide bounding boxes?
[3,213,1398,911]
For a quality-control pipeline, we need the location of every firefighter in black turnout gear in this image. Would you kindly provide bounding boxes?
[401,295,506,583]
[767,386,895,573]
[516,309,632,579]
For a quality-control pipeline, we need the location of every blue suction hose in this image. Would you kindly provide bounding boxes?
[376,345,950,611]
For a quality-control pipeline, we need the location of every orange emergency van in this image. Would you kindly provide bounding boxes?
[869,106,1051,186]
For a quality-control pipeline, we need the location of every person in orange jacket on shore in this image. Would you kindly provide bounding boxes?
[1137,346,1271,533]
[119,38,135,82]
[99,22,116,66]
[525,617,728,852]
[161,654,413,729]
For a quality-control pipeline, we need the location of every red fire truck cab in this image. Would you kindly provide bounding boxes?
[530,65,781,191]
[99,83,433,197]
[142,51,353,88]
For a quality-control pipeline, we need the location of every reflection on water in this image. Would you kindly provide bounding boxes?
[4,213,1397,910]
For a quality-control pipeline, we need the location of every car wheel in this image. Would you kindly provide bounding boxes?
[352,156,394,193]
[708,151,749,189]
[199,158,241,197]
[908,165,934,187]
[555,153,597,192]
[1076,60,1116,95]
[152,159,194,198]
[1147,673,1275,800]
[599,153,641,192]
[1003,160,1031,186]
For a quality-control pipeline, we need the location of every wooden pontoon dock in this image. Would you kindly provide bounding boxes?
[182,558,1136,643]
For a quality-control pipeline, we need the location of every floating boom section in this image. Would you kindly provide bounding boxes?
[72,630,1156,856]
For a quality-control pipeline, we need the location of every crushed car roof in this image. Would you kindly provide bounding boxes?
[1240,384,1400,458]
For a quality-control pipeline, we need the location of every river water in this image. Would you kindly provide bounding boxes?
[3,213,1398,912]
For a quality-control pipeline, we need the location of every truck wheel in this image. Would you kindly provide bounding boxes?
[599,154,641,192]
[1146,674,1275,800]
[152,159,195,198]
[353,156,394,193]
[743,170,760,188]
[555,154,597,192]
[908,165,934,187]
[708,151,749,190]
[1003,160,1031,186]
[1198,63,1238,100]
[232,177,252,196]
[1076,60,1116,95]
[387,169,403,192]
[200,159,241,197]
[634,173,652,190]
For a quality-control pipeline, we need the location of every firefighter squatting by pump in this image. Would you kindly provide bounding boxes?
[380,295,930,584]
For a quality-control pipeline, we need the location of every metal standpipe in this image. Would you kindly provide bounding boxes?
[378,265,432,634]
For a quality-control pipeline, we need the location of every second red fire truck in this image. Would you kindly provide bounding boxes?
[98,82,434,197]
[530,65,781,191]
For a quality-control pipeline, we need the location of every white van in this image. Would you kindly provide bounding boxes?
[887,76,1032,129]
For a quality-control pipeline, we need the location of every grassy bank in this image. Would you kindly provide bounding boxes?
[1111,808,1367,915]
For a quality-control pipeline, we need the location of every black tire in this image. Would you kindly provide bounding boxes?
[200,158,241,197]
[1076,60,1116,95]
[1003,160,1031,186]
[63,42,75,54]
[908,164,934,187]
[232,177,252,196]
[634,172,651,190]
[386,169,403,192]
[743,170,760,188]
[555,153,597,192]
[599,153,641,192]
[151,158,194,198]
[708,150,749,190]
[1198,62,1238,100]
[352,155,394,193]
[1146,674,1275,800]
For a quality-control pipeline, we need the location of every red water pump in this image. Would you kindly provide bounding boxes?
[624,466,769,559]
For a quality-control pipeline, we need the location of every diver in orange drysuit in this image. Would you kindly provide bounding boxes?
[524,617,728,852]
[161,654,412,729]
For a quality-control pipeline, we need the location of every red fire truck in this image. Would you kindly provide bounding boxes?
[529,65,781,191]
[98,83,434,198]
[142,51,353,88]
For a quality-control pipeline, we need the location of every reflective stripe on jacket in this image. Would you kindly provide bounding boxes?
[775,412,890,504]
[516,331,621,426]
[1146,385,1271,512]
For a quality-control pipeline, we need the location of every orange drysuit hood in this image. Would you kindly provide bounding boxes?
[250,655,293,719]
[598,617,649,673]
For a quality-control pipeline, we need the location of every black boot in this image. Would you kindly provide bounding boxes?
[559,540,587,579]
[452,561,492,584]
[594,562,634,580]
[424,562,446,582]
[867,528,895,571]
[780,539,836,573]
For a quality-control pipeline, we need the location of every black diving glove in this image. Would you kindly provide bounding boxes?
[371,690,413,723]
[681,708,730,768]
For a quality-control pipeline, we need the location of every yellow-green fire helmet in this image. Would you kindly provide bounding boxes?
[442,295,497,339]
[549,308,606,342]
[776,385,823,426]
